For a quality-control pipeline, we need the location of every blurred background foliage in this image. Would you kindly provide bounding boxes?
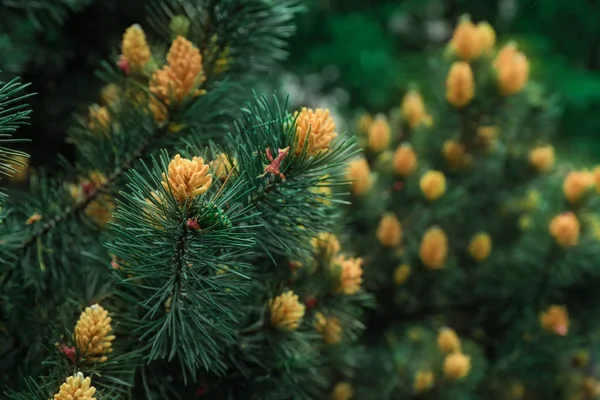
[5,0,600,166]
[283,0,600,163]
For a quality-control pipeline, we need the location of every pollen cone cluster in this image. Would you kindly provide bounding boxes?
[162,154,212,204]
[293,107,338,156]
[269,291,305,331]
[53,373,96,400]
[150,36,205,105]
[75,304,115,363]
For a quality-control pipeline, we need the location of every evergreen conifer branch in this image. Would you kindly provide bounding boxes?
[0,0,302,390]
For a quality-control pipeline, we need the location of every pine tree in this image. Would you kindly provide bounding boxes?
[345,17,600,399]
[0,1,370,398]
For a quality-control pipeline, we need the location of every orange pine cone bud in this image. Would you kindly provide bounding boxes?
[377,213,402,248]
[315,312,343,344]
[53,373,97,400]
[540,305,569,336]
[443,140,467,169]
[121,24,151,72]
[437,327,461,353]
[367,114,391,152]
[420,170,446,201]
[414,370,434,392]
[549,212,580,248]
[331,255,363,295]
[443,352,471,380]
[393,143,418,177]
[563,171,594,203]
[468,232,492,262]
[494,43,530,96]
[88,104,110,135]
[394,264,411,285]
[294,107,338,156]
[450,16,483,61]
[346,158,372,196]
[331,382,353,400]
[420,226,448,269]
[161,154,212,204]
[311,232,341,260]
[269,291,305,331]
[150,36,205,105]
[529,145,555,172]
[401,90,430,128]
[594,165,600,193]
[75,304,115,363]
[477,22,496,54]
[357,113,373,134]
[446,61,475,108]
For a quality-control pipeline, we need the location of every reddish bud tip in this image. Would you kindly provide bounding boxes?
[58,344,77,364]
[117,56,131,75]
[187,218,200,230]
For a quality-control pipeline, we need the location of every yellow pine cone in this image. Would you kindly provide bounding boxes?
[443,140,468,169]
[443,352,471,380]
[270,291,305,331]
[529,145,555,172]
[85,195,116,226]
[315,312,342,344]
[331,255,363,295]
[211,153,235,180]
[293,107,338,156]
[437,327,461,353]
[311,232,341,260]
[549,212,580,248]
[540,305,569,335]
[346,158,372,196]
[75,304,115,363]
[563,171,594,203]
[53,372,96,400]
[420,226,448,269]
[394,264,411,285]
[367,114,391,152]
[393,143,418,176]
[150,36,205,105]
[162,154,212,204]
[477,22,496,54]
[357,113,373,134]
[121,24,151,72]
[468,232,492,262]
[401,90,431,128]
[414,370,434,392]
[377,213,402,248]
[450,16,483,61]
[494,43,530,96]
[100,84,120,106]
[331,382,353,400]
[420,170,446,201]
[88,104,110,135]
[446,61,475,108]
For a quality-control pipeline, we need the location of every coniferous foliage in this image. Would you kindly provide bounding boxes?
[0,1,372,398]
[343,17,600,399]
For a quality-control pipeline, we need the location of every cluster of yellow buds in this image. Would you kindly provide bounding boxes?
[563,170,594,204]
[346,158,372,196]
[494,43,530,96]
[449,16,496,61]
[393,143,418,177]
[75,304,115,363]
[468,232,492,262]
[401,90,432,128]
[161,154,212,204]
[377,213,402,248]
[420,226,448,269]
[420,170,446,201]
[540,305,569,335]
[549,212,580,248]
[269,291,306,331]
[367,114,391,152]
[315,312,342,344]
[294,107,338,156]
[331,255,363,295]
